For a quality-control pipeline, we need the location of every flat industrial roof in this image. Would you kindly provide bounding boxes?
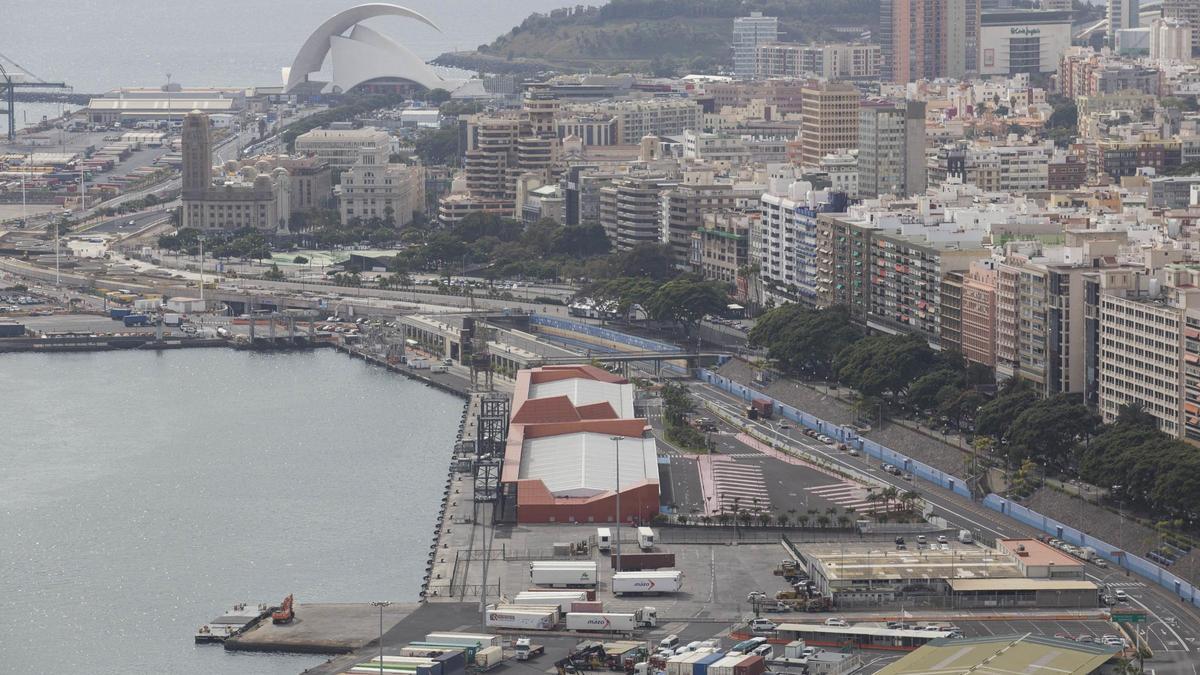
[528,377,634,418]
[874,634,1118,675]
[777,624,952,639]
[520,431,657,497]
[947,578,1097,592]
[802,544,1022,582]
[999,539,1085,567]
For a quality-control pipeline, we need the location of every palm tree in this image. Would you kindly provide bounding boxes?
[738,510,754,527]
[902,490,921,512]
[778,513,791,528]
[837,515,851,528]
[677,513,689,525]
[718,512,732,526]
[825,506,838,519]
[882,486,899,512]
[700,515,713,527]
[797,514,811,528]
[816,515,831,528]
[864,493,881,512]
[758,512,773,527]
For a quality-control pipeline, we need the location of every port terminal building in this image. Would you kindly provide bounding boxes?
[502,365,660,524]
[798,538,1097,609]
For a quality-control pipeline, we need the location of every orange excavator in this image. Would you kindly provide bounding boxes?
[272,594,295,624]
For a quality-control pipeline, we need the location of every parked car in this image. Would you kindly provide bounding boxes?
[824,618,849,627]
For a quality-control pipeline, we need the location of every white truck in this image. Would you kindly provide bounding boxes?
[484,604,559,630]
[530,561,598,587]
[514,637,545,661]
[957,529,974,544]
[637,527,656,551]
[597,527,612,552]
[611,570,684,595]
[565,607,657,631]
[513,591,588,613]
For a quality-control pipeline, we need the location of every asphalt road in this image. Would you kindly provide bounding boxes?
[685,380,1200,673]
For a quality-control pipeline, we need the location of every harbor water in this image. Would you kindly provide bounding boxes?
[0,348,461,673]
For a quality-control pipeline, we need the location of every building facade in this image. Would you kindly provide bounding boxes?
[294,127,393,169]
[337,146,424,226]
[733,12,780,78]
[798,82,860,169]
[979,10,1073,75]
[857,99,927,198]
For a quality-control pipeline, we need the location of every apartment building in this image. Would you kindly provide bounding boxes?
[294,127,393,169]
[663,182,763,267]
[869,232,991,343]
[1162,0,1200,56]
[567,99,704,145]
[733,12,780,78]
[1092,137,1182,181]
[933,141,1052,192]
[757,174,849,306]
[598,174,677,251]
[798,82,860,169]
[754,43,881,80]
[857,99,927,198]
[890,0,968,83]
[961,260,999,367]
[338,146,424,226]
[1098,276,1191,438]
[691,210,755,285]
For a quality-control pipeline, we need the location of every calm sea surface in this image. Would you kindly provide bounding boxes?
[5,0,591,93]
[0,348,462,673]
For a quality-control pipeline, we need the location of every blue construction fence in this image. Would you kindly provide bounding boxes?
[985,495,1199,607]
[696,370,972,499]
[536,319,1200,605]
[529,316,681,353]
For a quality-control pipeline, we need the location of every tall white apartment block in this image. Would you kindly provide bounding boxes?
[733,12,779,79]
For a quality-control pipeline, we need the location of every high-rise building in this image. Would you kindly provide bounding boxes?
[979,10,1074,75]
[1107,0,1140,46]
[857,99,927,198]
[1163,0,1200,55]
[662,182,762,266]
[733,12,779,79]
[598,174,677,251]
[892,0,968,83]
[798,82,860,169]
[966,0,982,72]
[1150,17,1194,60]
[754,43,881,80]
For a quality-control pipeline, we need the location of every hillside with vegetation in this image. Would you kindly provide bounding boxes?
[434,0,879,75]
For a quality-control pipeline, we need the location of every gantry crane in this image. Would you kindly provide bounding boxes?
[0,54,71,141]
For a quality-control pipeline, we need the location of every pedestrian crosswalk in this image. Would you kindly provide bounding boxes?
[709,459,771,515]
[1105,581,1145,588]
[804,481,890,514]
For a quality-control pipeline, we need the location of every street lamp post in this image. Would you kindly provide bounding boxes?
[198,234,207,309]
[370,601,391,675]
[610,435,624,571]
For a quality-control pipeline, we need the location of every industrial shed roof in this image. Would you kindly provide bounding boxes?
[519,432,657,497]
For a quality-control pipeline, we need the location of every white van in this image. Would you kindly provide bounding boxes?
[597,527,612,552]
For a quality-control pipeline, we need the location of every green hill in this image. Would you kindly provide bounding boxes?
[434,0,879,75]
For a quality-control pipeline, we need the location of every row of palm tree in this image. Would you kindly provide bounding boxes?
[864,487,922,514]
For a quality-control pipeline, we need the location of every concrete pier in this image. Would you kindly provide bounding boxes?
[224,602,417,655]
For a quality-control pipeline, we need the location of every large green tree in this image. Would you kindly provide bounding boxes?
[748,304,863,377]
[834,333,936,402]
[645,277,728,333]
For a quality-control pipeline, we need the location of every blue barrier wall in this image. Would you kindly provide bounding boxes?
[984,495,1199,607]
[536,320,1200,606]
[529,316,681,352]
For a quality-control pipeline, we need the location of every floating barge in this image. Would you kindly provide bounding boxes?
[195,603,271,644]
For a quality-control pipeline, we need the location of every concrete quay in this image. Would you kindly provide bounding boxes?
[225,602,418,655]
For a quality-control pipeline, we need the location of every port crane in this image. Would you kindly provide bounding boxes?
[0,53,71,141]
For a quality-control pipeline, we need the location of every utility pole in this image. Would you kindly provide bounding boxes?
[610,435,624,572]
[198,234,206,308]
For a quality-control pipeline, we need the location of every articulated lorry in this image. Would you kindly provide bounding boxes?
[530,561,598,588]
[565,607,657,631]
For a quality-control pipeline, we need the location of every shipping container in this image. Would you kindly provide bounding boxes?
[123,314,151,327]
[483,604,559,630]
[409,643,479,661]
[612,570,683,595]
[734,655,765,675]
[708,655,745,675]
[513,591,588,613]
[424,633,500,648]
[530,561,598,587]
[571,601,603,613]
[109,308,132,319]
[476,646,503,670]
[597,527,612,551]
[693,652,726,675]
[611,552,676,571]
[637,527,656,550]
